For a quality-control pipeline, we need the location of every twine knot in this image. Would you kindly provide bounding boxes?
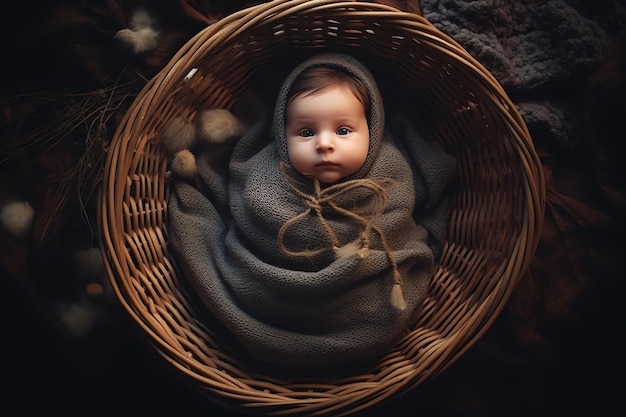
[277,162,407,310]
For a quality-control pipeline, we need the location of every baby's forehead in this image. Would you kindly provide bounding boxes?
[288,81,358,101]
[287,89,367,118]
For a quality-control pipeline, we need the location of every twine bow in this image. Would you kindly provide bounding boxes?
[277,162,407,310]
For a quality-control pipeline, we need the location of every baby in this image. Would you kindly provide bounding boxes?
[277,61,410,309]
[169,53,456,377]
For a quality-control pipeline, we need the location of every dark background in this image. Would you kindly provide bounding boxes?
[2,1,625,416]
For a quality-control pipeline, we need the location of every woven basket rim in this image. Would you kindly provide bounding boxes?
[99,0,546,415]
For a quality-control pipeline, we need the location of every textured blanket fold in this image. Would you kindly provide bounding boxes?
[169,53,456,376]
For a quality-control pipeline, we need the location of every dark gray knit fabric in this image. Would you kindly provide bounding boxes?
[420,0,623,150]
[168,53,455,376]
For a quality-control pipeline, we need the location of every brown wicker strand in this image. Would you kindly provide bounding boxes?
[99,1,546,415]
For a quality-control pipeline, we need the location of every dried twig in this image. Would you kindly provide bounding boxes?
[0,73,140,242]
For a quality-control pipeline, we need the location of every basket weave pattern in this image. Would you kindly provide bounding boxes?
[99,1,545,415]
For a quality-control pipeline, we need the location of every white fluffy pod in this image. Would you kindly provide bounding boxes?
[114,9,159,53]
[129,8,155,30]
[196,108,245,144]
[0,200,34,240]
[160,116,197,153]
[171,149,197,178]
[56,301,97,338]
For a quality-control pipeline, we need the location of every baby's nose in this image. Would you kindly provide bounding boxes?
[316,132,335,152]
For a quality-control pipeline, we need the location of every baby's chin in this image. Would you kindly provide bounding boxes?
[297,165,358,184]
[313,170,347,185]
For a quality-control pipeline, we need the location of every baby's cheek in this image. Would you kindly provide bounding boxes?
[287,141,311,173]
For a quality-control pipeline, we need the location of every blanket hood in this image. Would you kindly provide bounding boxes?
[270,53,385,181]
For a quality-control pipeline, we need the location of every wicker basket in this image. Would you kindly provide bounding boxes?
[99,0,546,415]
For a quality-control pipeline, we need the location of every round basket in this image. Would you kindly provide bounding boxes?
[99,0,546,415]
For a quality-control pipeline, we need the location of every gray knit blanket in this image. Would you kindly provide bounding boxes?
[168,53,456,376]
[421,0,624,151]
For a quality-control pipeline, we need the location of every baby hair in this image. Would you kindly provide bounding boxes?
[286,64,371,121]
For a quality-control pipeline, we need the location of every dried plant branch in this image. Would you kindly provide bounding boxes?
[0,73,140,242]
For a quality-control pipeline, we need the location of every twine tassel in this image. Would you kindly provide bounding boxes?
[391,271,407,311]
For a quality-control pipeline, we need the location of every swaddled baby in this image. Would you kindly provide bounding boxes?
[169,53,455,376]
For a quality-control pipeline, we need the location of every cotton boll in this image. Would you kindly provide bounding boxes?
[160,117,197,153]
[56,301,97,338]
[196,109,244,144]
[114,27,159,53]
[0,200,34,240]
[171,149,197,178]
[114,9,159,54]
[130,8,155,30]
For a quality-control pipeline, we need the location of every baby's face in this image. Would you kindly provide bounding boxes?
[286,84,369,184]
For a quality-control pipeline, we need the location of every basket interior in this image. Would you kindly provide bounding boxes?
[100,1,545,415]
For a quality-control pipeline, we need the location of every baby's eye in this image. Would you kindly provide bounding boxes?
[299,128,314,137]
[337,127,351,135]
